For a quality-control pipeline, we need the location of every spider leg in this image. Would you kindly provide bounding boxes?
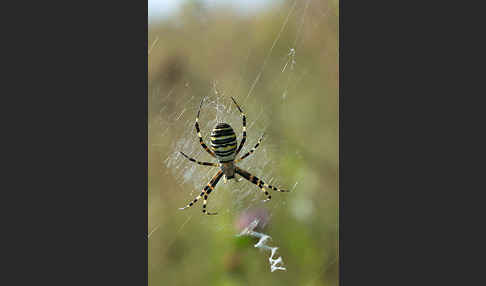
[234,133,264,163]
[180,152,219,167]
[235,167,289,202]
[179,170,224,215]
[195,97,217,158]
[231,97,247,155]
[202,171,224,215]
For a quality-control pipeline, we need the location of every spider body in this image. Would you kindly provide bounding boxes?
[210,123,238,164]
[220,161,236,179]
[179,97,288,215]
[210,122,238,179]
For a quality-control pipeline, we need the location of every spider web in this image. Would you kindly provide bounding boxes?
[166,84,291,208]
[149,0,337,281]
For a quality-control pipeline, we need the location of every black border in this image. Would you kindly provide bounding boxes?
[17,1,148,284]
[339,1,475,284]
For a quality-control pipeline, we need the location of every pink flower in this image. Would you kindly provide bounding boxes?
[235,207,270,233]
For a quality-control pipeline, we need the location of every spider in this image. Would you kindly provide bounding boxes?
[179,96,289,215]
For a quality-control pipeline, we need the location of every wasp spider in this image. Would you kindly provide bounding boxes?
[179,97,289,215]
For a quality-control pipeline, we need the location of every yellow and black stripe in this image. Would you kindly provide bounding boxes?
[231,97,247,155]
[210,123,238,163]
[195,97,216,158]
[235,133,264,163]
[180,152,219,167]
[179,170,223,215]
[235,167,289,201]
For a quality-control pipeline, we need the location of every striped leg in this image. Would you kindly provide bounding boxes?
[202,171,224,215]
[231,97,247,155]
[180,152,219,167]
[234,133,264,163]
[196,97,216,158]
[235,167,289,202]
[179,170,224,215]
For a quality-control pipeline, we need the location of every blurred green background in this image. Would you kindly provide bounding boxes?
[149,0,338,285]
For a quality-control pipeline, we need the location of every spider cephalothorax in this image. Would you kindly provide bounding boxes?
[179,96,288,215]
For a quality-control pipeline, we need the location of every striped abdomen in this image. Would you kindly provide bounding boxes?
[210,123,237,163]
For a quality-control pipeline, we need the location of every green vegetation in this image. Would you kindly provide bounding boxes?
[149,1,338,285]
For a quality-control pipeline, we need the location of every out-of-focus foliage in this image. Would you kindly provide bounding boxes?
[149,0,338,285]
